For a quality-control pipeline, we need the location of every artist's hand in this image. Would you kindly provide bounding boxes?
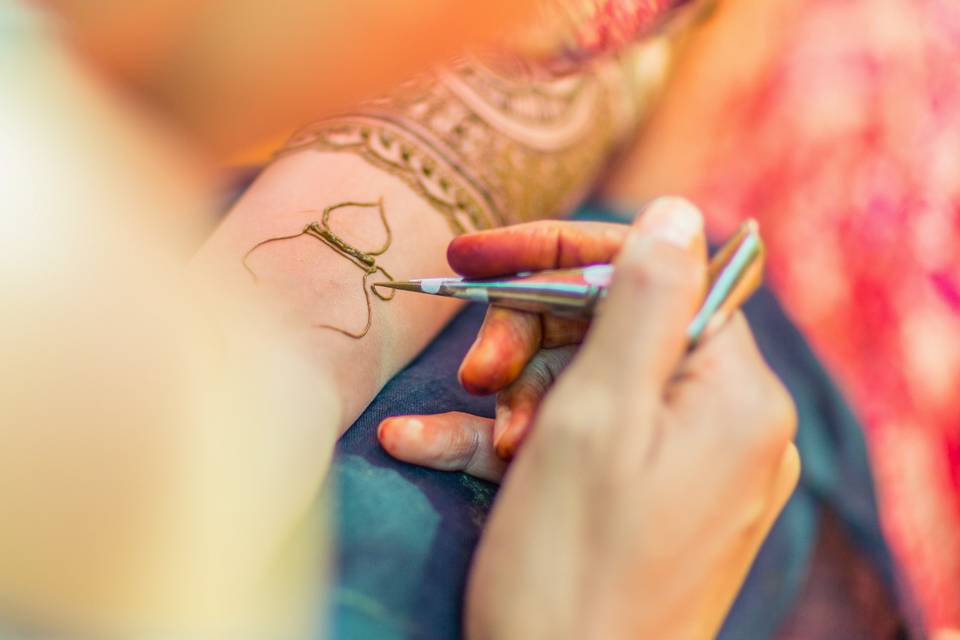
[386,199,799,637]
[376,214,631,474]
[378,198,693,477]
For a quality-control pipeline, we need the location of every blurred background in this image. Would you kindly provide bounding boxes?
[2,0,958,636]
[605,0,960,630]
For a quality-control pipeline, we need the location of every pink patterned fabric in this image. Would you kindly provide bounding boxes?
[518,0,678,66]
[685,0,960,631]
[543,0,960,630]
[563,0,677,58]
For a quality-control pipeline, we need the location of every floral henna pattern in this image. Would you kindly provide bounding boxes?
[278,50,671,233]
[258,7,702,338]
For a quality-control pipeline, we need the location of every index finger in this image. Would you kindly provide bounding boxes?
[447,220,630,277]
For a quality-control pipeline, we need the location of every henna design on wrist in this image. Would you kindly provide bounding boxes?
[280,116,499,235]
[242,199,395,339]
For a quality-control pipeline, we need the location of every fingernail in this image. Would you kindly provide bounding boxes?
[640,196,703,249]
[495,417,524,460]
[492,405,511,447]
[494,406,531,460]
[494,424,517,460]
[458,338,487,394]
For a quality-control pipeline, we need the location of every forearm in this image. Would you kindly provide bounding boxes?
[194,52,661,430]
[194,151,463,428]
[0,8,671,634]
[46,0,546,154]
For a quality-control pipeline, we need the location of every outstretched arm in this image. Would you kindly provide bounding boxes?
[0,30,660,633]
[193,52,658,431]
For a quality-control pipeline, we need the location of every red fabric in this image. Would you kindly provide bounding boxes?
[520,0,677,66]
[569,0,676,58]
[685,0,960,631]
[549,0,960,630]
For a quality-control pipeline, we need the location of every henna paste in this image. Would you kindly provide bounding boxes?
[276,50,674,233]
[242,199,396,339]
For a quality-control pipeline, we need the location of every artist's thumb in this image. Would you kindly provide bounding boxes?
[577,197,707,393]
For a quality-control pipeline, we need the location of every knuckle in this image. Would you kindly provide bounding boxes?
[542,316,588,348]
[524,354,556,391]
[446,422,479,462]
[542,345,576,379]
[734,372,797,459]
[766,375,798,443]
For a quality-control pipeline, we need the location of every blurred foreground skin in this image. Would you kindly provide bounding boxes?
[0,0,540,635]
[379,200,800,637]
[43,0,543,155]
[2,1,797,637]
[0,14,337,636]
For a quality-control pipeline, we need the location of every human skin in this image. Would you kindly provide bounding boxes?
[191,151,464,431]
[381,0,806,458]
[42,0,542,154]
[379,200,800,637]
[0,23,356,633]
[0,23,483,631]
[1,0,544,631]
[372,0,806,462]
[1,0,644,633]
[2,0,766,635]
[378,219,627,463]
